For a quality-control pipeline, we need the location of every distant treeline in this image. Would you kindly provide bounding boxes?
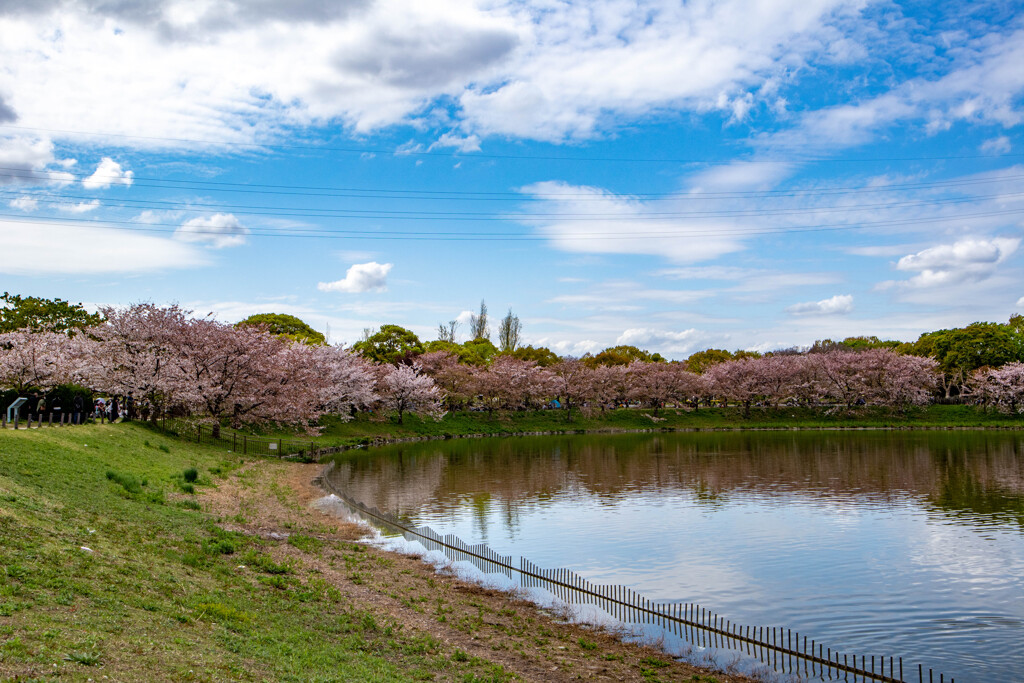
[3,293,1024,429]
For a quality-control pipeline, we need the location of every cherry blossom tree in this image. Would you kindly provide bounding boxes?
[83,303,191,421]
[704,358,762,416]
[588,364,628,412]
[970,362,1024,412]
[0,329,77,394]
[418,350,475,410]
[549,358,590,421]
[375,363,444,424]
[173,318,318,436]
[309,344,376,418]
[490,356,551,411]
[857,349,938,408]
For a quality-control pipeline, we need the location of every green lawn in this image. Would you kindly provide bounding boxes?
[242,404,1024,448]
[0,424,507,682]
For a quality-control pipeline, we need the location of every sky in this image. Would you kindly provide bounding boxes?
[1,0,1023,359]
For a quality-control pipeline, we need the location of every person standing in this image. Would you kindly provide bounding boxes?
[110,396,120,422]
[73,395,84,425]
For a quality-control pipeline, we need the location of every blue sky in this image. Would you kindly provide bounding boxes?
[1,0,1023,359]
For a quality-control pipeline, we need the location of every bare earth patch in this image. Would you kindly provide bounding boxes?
[202,459,753,682]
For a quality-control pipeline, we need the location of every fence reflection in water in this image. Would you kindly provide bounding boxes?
[325,484,953,683]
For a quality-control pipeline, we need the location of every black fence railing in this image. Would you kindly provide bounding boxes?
[318,466,953,683]
[2,411,92,429]
[194,424,347,460]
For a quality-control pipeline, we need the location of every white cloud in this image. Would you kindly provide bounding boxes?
[616,327,701,354]
[685,161,795,192]
[980,136,1011,154]
[521,181,743,263]
[787,294,853,316]
[0,0,874,146]
[0,135,75,185]
[82,157,134,189]
[765,28,1024,152]
[318,261,393,293]
[175,213,249,248]
[57,199,101,214]
[455,309,475,325]
[882,237,1019,290]
[0,218,208,275]
[429,132,481,153]
[8,196,37,211]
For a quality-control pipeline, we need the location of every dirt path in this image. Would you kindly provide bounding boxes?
[201,459,754,682]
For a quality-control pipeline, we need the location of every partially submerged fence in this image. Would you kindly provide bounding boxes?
[319,471,953,683]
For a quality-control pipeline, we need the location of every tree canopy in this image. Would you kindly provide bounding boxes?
[0,292,103,334]
[236,313,326,346]
[583,345,665,368]
[352,325,424,364]
[905,321,1024,396]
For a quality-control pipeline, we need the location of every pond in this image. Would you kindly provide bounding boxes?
[323,430,1024,682]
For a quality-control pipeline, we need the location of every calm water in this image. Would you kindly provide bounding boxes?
[325,431,1024,682]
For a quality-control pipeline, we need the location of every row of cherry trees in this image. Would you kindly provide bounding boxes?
[418,347,943,416]
[0,304,442,432]
[6,303,1024,428]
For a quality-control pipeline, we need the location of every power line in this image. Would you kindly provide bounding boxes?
[2,166,1022,201]
[2,207,1021,240]
[3,123,1024,164]
[4,187,1023,221]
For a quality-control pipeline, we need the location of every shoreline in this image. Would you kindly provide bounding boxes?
[0,423,753,682]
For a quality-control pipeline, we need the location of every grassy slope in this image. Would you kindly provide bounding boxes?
[247,405,1024,447]
[0,424,516,682]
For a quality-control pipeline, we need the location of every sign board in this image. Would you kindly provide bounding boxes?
[268,442,278,450]
[6,397,27,424]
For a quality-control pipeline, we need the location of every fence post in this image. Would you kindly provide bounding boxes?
[243,435,247,455]
[233,433,237,452]
[197,425,201,443]
[278,438,282,456]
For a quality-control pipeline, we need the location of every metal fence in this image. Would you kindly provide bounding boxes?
[2,411,90,429]
[194,424,347,460]
[319,470,953,683]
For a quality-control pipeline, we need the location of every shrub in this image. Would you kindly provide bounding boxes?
[183,467,199,482]
[105,470,141,494]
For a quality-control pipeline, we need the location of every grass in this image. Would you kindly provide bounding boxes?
[233,404,1024,450]
[0,423,540,681]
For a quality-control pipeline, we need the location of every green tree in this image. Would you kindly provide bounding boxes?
[511,345,560,367]
[469,300,490,340]
[0,292,103,334]
[236,313,326,346]
[583,345,665,368]
[909,321,1024,397]
[684,348,733,373]
[497,308,522,352]
[461,338,499,366]
[352,325,424,364]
